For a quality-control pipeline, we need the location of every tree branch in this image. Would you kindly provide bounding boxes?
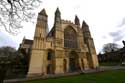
[0,0,42,34]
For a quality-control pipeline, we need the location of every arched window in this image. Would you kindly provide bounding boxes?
[64,26,77,48]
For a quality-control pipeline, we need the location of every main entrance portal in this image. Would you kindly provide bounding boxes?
[69,51,80,72]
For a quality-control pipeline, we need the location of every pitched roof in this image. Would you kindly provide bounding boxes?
[47,27,55,37]
[24,39,33,45]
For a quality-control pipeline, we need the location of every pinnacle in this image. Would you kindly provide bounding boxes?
[55,7,61,15]
[39,8,47,16]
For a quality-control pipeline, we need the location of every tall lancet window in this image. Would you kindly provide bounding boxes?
[64,26,77,48]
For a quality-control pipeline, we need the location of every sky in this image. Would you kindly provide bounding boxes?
[0,0,125,53]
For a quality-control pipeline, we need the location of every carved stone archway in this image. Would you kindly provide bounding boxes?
[69,51,80,72]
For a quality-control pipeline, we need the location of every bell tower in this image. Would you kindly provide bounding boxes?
[27,8,48,77]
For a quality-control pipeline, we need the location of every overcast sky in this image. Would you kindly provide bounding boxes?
[0,0,125,53]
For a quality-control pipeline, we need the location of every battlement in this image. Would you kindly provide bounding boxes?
[61,19,80,28]
[61,19,74,25]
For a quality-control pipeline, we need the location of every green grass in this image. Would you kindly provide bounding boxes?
[21,70,125,83]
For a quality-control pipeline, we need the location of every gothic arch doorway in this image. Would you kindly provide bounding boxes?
[47,49,54,74]
[69,51,80,72]
[47,64,52,74]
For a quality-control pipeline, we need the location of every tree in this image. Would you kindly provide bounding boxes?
[0,46,16,82]
[0,46,16,59]
[102,43,121,53]
[0,0,42,34]
[0,46,25,80]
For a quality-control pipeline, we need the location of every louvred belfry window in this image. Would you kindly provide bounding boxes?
[64,26,77,48]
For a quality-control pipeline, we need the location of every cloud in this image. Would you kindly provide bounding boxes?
[0,32,18,48]
[102,36,107,39]
[109,30,123,42]
[110,18,125,42]
[113,35,123,42]
[109,30,122,37]
[117,18,125,27]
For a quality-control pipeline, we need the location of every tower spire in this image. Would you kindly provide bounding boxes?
[82,20,91,38]
[74,15,80,26]
[82,20,89,32]
[39,8,48,17]
[55,7,61,17]
[54,7,61,23]
[82,20,88,27]
[35,8,48,38]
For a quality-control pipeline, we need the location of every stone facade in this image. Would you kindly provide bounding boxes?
[24,8,99,77]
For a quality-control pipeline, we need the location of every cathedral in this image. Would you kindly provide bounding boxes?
[19,8,99,77]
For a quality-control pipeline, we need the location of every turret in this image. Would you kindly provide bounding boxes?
[53,7,62,42]
[82,21,89,31]
[82,20,99,68]
[39,8,47,17]
[53,8,63,73]
[38,8,48,23]
[33,8,48,49]
[54,7,61,23]
[74,15,80,26]
[82,20,91,38]
[35,8,48,38]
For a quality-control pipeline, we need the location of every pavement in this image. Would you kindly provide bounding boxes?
[4,66,125,83]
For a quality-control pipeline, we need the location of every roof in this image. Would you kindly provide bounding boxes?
[24,39,33,45]
[47,27,55,37]
[118,47,125,53]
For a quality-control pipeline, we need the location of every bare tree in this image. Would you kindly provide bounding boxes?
[0,0,42,34]
[102,43,121,53]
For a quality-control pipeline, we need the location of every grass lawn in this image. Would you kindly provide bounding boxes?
[21,70,125,83]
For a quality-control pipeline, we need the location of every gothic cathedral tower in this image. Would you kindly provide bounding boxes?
[27,9,48,76]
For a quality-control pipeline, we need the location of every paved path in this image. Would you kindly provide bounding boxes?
[83,66,125,73]
[4,66,125,83]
